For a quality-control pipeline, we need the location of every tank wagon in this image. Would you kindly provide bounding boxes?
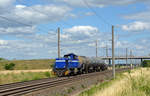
[53,53,108,77]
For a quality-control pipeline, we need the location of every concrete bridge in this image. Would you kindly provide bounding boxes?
[100,56,150,65]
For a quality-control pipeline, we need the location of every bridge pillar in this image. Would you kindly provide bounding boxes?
[109,59,111,65]
[140,58,143,67]
[141,58,143,63]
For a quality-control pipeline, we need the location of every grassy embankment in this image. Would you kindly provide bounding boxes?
[79,68,150,96]
[0,59,55,70]
[0,71,55,85]
[0,59,55,85]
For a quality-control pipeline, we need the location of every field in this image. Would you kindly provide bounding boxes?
[79,68,150,96]
[0,71,55,85]
[0,59,55,85]
[0,59,55,70]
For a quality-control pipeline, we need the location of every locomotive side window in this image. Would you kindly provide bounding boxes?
[64,55,71,59]
[64,55,68,58]
[73,56,78,60]
[68,56,71,59]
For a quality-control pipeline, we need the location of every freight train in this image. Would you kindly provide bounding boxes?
[53,53,108,77]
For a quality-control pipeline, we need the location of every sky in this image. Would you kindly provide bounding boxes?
[0,0,150,60]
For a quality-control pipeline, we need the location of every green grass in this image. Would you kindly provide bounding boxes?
[79,68,150,96]
[0,59,55,70]
[79,71,126,96]
[120,69,150,96]
[0,71,55,85]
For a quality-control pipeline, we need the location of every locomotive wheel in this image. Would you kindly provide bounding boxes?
[100,65,105,71]
[77,68,82,74]
[101,64,107,71]
[56,70,64,77]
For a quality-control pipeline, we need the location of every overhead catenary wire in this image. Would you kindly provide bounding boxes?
[82,1,115,75]
[16,0,113,36]
[17,0,74,27]
[82,0,112,26]
[0,9,42,33]
[16,0,77,52]
[0,15,32,27]
[0,9,48,33]
[0,14,56,34]
[16,0,113,57]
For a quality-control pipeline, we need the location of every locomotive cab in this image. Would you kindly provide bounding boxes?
[53,53,80,76]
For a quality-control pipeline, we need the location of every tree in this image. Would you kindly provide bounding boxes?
[4,63,16,70]
[142,60,150,67]
[0,58,5,61]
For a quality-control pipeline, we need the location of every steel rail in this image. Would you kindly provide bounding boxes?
[0,77,60,90]
[0,68,129,96]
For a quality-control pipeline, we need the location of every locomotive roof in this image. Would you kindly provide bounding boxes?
[64,53,77,56]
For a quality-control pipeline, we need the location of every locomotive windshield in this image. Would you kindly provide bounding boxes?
[64,53,78,60]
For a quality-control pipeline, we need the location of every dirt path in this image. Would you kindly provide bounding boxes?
[0,69,52,74]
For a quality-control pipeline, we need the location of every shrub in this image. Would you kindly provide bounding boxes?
[0,58,3,61]
[0,58,5,61]
[81,84,86,89]
[50,64,54,68]
[33,76,40,80]
[142,60,150,67]
[44,72,51,77]
[4,63,16,70]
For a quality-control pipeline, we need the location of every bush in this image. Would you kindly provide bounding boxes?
[44,72,51,77]
[50,64,54,68]
[4,63,16,70]
[0,58,5,61]
[142,60,150,67]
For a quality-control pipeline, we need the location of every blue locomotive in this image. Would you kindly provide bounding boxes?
[53,53,108,77]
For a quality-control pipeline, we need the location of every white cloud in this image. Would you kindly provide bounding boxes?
[135,45,144,50]
[11,4,72,25]
[0,2,75,38]
[122,21,150,31]
[64,26,98,38]
[116,40,147,52]
[124,11,150,21]
[0,0,14,7]
[0,0,15,13]
[59,26,109,54]
[0,40,8,45]
[61,34,69,39]
[84,12,94,16]
[16,5,26,9]
[58,26,112,52]
[0,4,74,28]
[0,26,36,35]
[88,43,95,47]
[0,0,150,59]
[0,29,149,59]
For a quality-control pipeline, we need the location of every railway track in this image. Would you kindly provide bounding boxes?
[0,68,129,96]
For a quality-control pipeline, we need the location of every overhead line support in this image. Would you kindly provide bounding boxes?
[112,25,115,79]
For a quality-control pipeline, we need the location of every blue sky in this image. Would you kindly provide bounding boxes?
[0,0,150,60]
